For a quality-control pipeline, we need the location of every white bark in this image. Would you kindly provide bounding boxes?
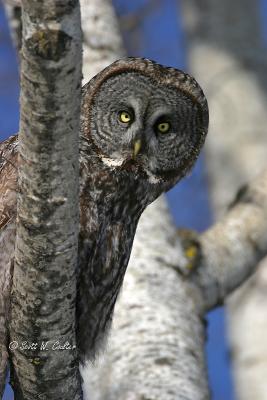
[193,168,267,311]
[180,0,267,398]
[80,0,125,83]
[9,0,83,398]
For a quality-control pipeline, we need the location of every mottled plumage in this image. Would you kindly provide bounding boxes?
[0,58,208,372]
[0,135,17,394]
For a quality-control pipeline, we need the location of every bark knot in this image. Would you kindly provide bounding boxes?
[26,29,71,61]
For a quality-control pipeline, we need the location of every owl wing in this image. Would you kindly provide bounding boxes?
[77,206,138,361]
[0,135,18,230]
[0,135,18,396]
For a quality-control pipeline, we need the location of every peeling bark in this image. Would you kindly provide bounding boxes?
[8,0,83,398]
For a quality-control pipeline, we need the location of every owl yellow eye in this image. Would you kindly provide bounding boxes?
[119,111,132,123]
[157,121,170,134]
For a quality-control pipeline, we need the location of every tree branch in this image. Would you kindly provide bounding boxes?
[9,0,83,398]
[192,168,267,311]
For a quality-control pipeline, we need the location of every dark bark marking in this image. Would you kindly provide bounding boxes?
[26,30,71,62]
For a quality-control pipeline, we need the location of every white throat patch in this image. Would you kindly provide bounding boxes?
[101,156,124,167]
[145,169,162,184]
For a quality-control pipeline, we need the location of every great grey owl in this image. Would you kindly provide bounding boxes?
[0,57,208,383]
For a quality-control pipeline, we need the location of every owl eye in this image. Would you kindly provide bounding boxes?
[156,121,171,134]
[118,110,132,124]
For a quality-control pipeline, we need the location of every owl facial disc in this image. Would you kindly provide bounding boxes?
[82,57,209,183]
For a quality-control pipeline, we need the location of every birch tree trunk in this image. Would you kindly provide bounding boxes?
[180,0,267,398]
[8,0,83,398]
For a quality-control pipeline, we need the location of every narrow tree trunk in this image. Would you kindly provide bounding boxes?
[9,1,83,398]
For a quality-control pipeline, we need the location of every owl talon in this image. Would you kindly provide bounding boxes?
[177,228,202,276]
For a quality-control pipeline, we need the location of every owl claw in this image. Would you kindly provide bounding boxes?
[176,228,202,276]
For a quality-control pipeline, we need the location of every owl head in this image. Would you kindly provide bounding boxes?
[81,57,208,184]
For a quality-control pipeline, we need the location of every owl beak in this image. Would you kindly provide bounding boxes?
[133,139,142,159]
